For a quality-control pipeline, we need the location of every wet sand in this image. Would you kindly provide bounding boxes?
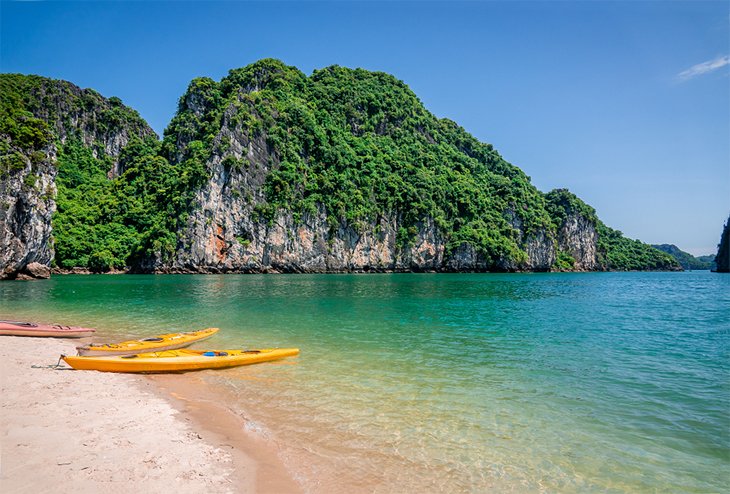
[149,373,303,493]
[0,336,301,493]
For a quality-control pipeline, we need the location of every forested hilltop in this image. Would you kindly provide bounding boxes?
[651,244,713,270]
[0,60,679,278]
[0,73,155,278]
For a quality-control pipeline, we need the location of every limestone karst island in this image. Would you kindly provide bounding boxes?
[1,60,680,279]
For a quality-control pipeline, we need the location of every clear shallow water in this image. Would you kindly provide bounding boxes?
[2,272,728,492]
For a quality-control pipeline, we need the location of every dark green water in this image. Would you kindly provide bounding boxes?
[2,272,728,492]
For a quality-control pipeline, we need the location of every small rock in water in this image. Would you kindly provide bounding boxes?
[25,262,51,279]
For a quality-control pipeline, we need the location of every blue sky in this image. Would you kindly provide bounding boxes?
[2,1,728,255]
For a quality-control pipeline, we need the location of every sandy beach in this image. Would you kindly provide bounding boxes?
[0,336,301,493]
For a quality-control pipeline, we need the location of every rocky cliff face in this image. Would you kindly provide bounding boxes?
[157,118,453,273]
[0,139,57,279]
[0,74,156,279]
[557,213,598,271]
[166,202,599,274]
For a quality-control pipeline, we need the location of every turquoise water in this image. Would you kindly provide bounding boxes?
[2,272,728,492]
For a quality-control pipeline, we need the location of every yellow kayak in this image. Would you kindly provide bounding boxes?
[63,348,300,373]
[76,328,219,356]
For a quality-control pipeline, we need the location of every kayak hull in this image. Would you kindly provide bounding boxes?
[0,321,96,338]
[63,348,300,373]
[76,328,219,356]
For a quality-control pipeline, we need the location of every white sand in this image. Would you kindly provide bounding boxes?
[0,337,249,493]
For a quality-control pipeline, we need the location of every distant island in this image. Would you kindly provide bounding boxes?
[651,244,714,271]
[1,60,681,279]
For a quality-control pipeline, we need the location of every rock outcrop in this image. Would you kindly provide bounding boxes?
[557,213,598,271]
[0,146,56,279]
[0,74,155,279]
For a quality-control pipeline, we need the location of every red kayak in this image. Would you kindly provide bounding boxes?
[0,320,96,338]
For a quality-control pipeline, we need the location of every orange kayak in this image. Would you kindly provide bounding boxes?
[0,320,96,338]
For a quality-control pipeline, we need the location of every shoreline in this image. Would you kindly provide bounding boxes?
[0,336,301,493]
[149,373,303,494]
[17,265,693,280]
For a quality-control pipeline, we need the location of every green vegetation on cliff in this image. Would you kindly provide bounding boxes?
[1,65,680,272]
[0,75,54,177]
[52,137,190,270]
[545,189,677,270]
[53,140,133,269]
[0,74,167,271]
[1,74,150,151]
[595,225,677,271]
